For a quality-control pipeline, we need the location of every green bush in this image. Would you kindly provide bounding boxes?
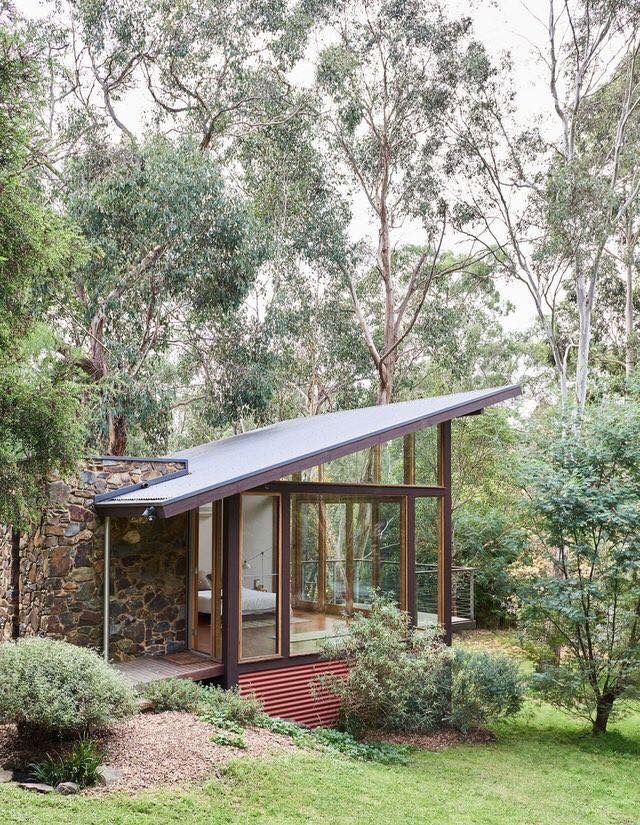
[142,678,202,712]
[320,595,523,734]
[210,730,247,749]
[320,595,452,733]
[30,737,103,788]
[449,649,525,733]
[0,638,136,737]
[197,686,263,727]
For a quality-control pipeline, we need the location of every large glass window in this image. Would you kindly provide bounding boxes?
[283,431,438,486]
[192,503,222,658]
[290,494,405,655]
[240,494,280,661]
[415,497,440,629]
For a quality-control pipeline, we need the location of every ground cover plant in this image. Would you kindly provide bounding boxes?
[0,638,136,737]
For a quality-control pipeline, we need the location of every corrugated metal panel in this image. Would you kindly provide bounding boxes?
[96,385,521,513]
[239,660,349,727]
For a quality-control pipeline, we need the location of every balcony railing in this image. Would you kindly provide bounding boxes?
[297,559,476,623]
[416,564,475,622]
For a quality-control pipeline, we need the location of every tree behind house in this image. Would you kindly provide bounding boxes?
[518,396,640,734]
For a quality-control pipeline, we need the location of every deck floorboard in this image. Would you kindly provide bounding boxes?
[113,652,224,687]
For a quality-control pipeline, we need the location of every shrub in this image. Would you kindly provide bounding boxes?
[30,738,103,788]
[197,686,263,727]
[142,678,202,712]
[320,595,452,733]
[0,637,136,737]
[320,595,523,735]
[449,649,525,733]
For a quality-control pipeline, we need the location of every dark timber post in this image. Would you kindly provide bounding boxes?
[222,495,240,688]
[280,493,291,658]
[438,422,453,645]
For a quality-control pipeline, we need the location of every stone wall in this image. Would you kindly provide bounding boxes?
[0,457,190,660]
[0,526,13,641]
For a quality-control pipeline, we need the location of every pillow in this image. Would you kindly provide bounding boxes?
[197,570,211,590]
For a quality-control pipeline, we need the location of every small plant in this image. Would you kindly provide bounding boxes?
[142,678,202,712]
[30,738,103,788]
[0,638,136,737]
[197,686,263,727]
[210,730,247,749]
[256,715,410,765]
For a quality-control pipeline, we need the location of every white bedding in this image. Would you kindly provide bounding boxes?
[197,588,276,615]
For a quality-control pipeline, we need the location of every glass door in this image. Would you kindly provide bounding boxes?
[191,502,222,659]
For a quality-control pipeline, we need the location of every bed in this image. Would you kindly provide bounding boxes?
[197,587,277,615]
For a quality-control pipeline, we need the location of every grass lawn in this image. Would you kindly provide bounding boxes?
[2,630,638,825]
[1,701,638,825]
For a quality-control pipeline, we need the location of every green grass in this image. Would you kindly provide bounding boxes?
[1,702,638,824]
[2,631,639,824]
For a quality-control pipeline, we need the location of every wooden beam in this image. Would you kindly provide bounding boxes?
[259,481,445,498]
[438,422,453,645]
[222,495,240,688]
[281,493,291,659]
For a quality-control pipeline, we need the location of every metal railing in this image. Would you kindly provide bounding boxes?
[298,559,475,621]
[416,564,475,621]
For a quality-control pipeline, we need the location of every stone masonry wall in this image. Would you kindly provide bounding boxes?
[0,526,13,641]
[0,458,189,660]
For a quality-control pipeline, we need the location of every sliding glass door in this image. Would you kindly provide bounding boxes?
[191,502,222,659]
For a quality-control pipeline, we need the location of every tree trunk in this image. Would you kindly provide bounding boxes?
[107,413,128,455]
[592,694,615,736]
[575,268,592,409]
[624,216,635,379]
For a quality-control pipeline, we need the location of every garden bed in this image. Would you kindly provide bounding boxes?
[0,712,295,795]
[365,726,497,750]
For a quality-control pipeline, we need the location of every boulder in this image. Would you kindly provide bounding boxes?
[18,782,55,793]
[97,765,124,786]
[55,781,80,795]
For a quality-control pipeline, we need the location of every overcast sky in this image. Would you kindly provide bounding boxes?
[17,0,555,331]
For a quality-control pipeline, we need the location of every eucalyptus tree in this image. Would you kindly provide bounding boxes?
[63,136,266,454]
[454,1,640,408]
[311,0,495,404]
[0,6,85,524]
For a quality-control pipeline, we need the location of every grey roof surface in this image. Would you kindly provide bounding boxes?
[96,384,520,516]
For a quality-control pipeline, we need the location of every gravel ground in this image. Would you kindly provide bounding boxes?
[365,726,497,750]
[0,712,296,795]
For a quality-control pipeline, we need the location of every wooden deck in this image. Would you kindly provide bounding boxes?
[113,651,224,687]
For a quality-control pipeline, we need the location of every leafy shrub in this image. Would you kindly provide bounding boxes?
[449,649,525,733]
[0,638,136,737]
[256,715,409,765]
[320,595,523,734]
[197,686,263,727]
[142,678,202,712]
[320,595,452,733]
[30,738,103,788]
[210,730,247,749]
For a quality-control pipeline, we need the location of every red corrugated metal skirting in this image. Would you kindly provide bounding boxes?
[239,660,349,727]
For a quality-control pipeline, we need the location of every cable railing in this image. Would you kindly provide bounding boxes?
[297,559,475,622]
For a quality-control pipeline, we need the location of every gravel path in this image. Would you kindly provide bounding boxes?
[0,712,296,795]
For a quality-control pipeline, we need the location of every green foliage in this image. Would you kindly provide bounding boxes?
[321,595,523,734]
[256,715,410,765]
[0,638,136,737]
[142,678,202,713]
[197,686,264,728]
[320,595,452,732]
[449,649,525,733]
[210,730,247,749]
[30,737,103,788]
[518,397,640,734]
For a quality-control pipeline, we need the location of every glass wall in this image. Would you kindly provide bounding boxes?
[415,497,440,629]
[240,494,280,660]
[290,494,405,654]
[192,503,222,658]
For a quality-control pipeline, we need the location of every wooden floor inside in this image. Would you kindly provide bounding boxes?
[113,651,224,688]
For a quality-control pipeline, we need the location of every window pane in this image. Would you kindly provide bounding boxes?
[194,505,213,655]
[240,495,279,660]
[290,494,404,655]
[415,497,439,628]
[415,428,438,485]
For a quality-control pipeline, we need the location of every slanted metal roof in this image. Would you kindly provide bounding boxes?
[96,384,521,518]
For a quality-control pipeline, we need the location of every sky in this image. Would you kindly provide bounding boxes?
[17,0,557,331]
